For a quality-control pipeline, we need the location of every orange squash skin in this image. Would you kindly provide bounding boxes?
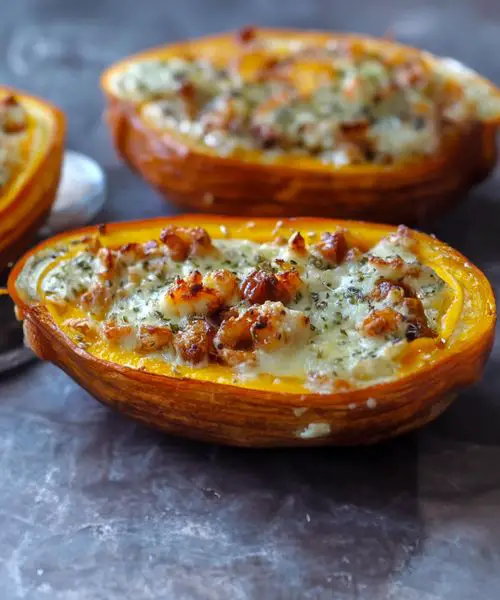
[101,30,500,223]
[0,87,65,270]
[8,216,496,447]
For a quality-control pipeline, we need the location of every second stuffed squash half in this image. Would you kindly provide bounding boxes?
[102,28,500,222]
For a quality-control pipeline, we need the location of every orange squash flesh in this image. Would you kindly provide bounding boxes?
[0,87,65,270]
[8,215,495,447]
[101,29,500,223]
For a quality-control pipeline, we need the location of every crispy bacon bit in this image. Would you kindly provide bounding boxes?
[102,321,133,343]
[64,318,98,341]
[240,268,302,305]
[288,232,307,255]
[360,307,402,337]
[315,231,348,265]
[402,298,435,340]
[136,325,174,353]
[174,320,216,365]
[160,226,215,261]
[0,95,27,133]
[237,25,257,44]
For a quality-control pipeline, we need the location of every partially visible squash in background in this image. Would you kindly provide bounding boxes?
[101,30,500,223]
[0,88,65,270]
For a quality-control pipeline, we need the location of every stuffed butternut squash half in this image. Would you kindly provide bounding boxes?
[0,88,65,270]
[9,216,495,446]
[102,28,500,222]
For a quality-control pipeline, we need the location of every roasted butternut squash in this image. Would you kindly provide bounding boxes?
[0,87,65,270]
[101,29,500,223]
[8,215,495,446]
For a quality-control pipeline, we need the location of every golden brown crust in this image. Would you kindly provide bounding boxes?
[137,325,174,353]
[240,268,301,305]
[160,225,215,261]
[360,307,402,337]
[174,319,216,365]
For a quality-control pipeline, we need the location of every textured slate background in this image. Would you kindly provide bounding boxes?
[1,1,500,599]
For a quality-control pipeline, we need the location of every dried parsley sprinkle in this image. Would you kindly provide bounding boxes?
[308,255,330,270]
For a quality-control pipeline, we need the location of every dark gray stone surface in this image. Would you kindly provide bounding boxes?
[1,1,500,598]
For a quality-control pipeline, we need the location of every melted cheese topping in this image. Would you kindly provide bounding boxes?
[111,31,500,164]
[33,225,448,392]
[0,95,28,189]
